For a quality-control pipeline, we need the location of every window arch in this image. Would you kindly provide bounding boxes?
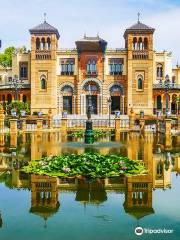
[144,38,148,50]
[41,38,46,50]
[137,75,143,90]
[40,75,47,90]
[36,38,40,50]
[138,38,143,50]
[157,64,163,78]
[23,95,27,103]
[87,59,97,74]
[133,37,137,50]
[47,37,51,50]
[61,85,73,95]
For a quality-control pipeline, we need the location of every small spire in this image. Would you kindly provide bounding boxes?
[138,12,140,23]
[44,13,47,22]
[176,61,179,68]
[97,31,99,38]
[84,32,86,38]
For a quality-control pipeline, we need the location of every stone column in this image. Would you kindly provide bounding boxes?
[139,118,145,134]
[122,95,125,115]
[10,119,18,133]
[73,95,76,114]
[48,109,53,129]
[115,118,121,141]
[10,133,17,148]
[165,118,171,136]
[61,118,67,132]
[178,115,180,131]
[0,106,5,133]
[21,118,27,131]
[36,118,43,131]
[156,120,160,133]
[129,108,136,130]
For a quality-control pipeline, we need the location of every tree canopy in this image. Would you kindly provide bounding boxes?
[0,46,27,68]
[0,46,15,68]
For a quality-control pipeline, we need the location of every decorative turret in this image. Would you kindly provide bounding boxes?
[124,13,155,60]
[29,14,59,114]
[125,14,155,115]
[29,14,60,60]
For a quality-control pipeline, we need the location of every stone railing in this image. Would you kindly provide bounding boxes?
[153,83,180,90]
[35,50,51,60]
[132,50,148,60]
[67,119,115,128]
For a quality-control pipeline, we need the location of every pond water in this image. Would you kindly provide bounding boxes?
[0,132,180,240]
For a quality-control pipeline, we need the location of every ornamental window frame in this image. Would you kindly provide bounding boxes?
[137,74,144,91]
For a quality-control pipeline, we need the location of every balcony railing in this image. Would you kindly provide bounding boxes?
[153,83,180,90]
[61,71,74,76]
[35,50,51,60]
[86,71,98,77]
[132,50,149,60]
[0,83,31,89]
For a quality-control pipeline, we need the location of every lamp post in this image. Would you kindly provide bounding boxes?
[164,74,170,117]
[107,97,112,126]
[10,76,23,101]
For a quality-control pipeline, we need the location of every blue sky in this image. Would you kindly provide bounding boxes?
[0,0,180,65]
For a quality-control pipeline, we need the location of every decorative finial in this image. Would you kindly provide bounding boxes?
[176,61,179,68]
[138,12,140,23]
[97,31,99,38]
[84,32,86,38]
[44,13,47,22]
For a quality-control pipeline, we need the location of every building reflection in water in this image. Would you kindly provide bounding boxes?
[0,212,2,228]
[30,174,60,228]
[0,131,180,225]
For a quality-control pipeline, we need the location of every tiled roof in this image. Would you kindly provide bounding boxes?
[29,21,60,39]
[124,21,155,37]
[128,21,154,30]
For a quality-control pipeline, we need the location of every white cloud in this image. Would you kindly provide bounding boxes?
[0,0,179,65]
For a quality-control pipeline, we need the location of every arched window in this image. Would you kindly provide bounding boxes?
[47,37,51,50]
[110,85,123,95]
[83,81,99,92]
[144,38,148,50]
[157,95,162,109]
[36,38,40,50]
[41,38,46,50]
[7,94,12,103]
[87,59,97,74]
[138,38,143,50]
[133,37,137,50]
[137,75,143,90]
[157,64,163,78]
[23,95,27,103]
[61,85,73,95]
[40,75,47,90]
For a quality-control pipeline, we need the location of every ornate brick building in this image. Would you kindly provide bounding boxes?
[0,18,180,116]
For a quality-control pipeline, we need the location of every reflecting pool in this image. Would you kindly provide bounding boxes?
[0,132,180,240]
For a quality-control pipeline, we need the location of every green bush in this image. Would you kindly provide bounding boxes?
[6,101,30,115]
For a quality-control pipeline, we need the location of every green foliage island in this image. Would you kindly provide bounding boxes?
[22,153,146,178]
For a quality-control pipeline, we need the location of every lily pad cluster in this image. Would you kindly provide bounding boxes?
[68,130,114,139]
[22,153,146,178]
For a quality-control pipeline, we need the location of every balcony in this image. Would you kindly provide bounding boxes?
[61,71,74,76]
[85,71,98,77]
[109,71,123,76]
[132,50,148,60]
[0,83,31,90]
[153,83,180,90]
[35,50,51,60]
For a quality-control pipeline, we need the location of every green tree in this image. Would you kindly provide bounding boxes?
[0,46,15,67]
